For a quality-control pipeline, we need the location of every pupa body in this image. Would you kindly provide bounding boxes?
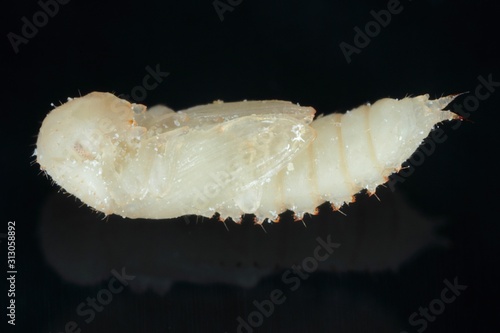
[35,92,458,220]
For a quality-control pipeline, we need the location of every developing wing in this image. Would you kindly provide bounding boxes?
[166,101,317,195]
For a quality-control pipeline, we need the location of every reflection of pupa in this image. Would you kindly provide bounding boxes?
[39,191,446,294]
[35,92,459,221]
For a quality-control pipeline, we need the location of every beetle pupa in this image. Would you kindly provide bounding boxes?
[35,92,459,221]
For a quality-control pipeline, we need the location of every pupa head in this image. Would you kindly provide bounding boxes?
[36,92,145,214]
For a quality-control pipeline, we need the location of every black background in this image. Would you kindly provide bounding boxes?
[2,0,500,332]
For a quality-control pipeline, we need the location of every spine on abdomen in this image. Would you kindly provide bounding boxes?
[258,95,458,221]
[35,92,458,221]
[259,109,383,220]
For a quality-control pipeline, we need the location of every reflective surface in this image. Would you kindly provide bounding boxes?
[4,0,499,332]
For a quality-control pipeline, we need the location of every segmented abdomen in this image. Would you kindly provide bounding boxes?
[35,92,458,221]
[259,95,458,221]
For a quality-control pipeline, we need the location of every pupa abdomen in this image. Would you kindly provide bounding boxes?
[35,92,458,221]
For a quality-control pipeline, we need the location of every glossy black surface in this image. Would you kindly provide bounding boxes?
[3,1,499,332]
